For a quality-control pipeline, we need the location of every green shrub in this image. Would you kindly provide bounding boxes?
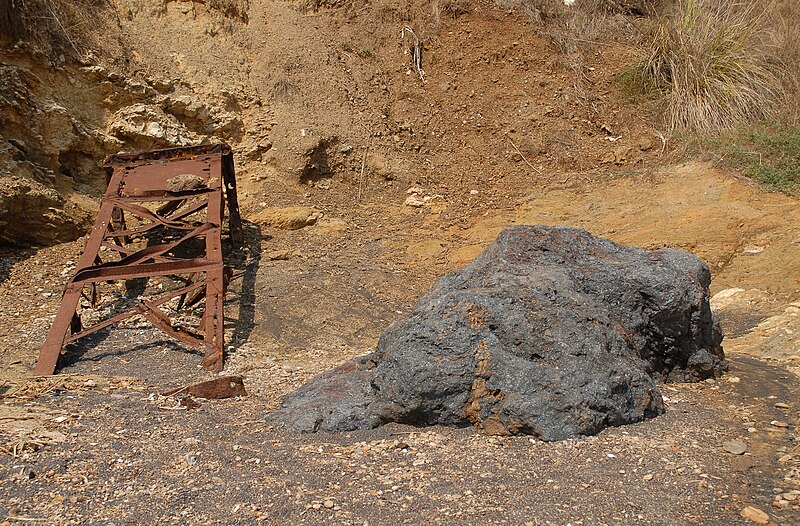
[740,126,800,193]
[703,124,800,193]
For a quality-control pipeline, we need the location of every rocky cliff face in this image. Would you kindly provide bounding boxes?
[0,53,249,245]
[0,1,251,246]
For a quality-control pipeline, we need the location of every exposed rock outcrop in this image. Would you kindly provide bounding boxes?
[269,226,725,440]
[0,51,247,246]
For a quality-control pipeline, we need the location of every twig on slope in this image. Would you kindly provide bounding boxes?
[358,143,370,202]
[506,136,541,174]
[401,26,425,81]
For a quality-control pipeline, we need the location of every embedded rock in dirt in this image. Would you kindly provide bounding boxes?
[0,175,96,245]
[108,104,199,148]
[250,205,322,230]
[270,226,725,440]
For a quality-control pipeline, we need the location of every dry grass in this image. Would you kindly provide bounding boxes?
[498,0,798,130]
[494,0,666,24]
[640,0,781,130]
[432,0,470,27]
[495,0,652,111]
[0,0,105,56]
[762,0,800,111]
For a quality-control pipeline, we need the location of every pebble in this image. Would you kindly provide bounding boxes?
[775,402,789,409]
[323,500,334,509]
[770,421,789,428]
[727,376,741,384]
[404,195,426,208]
[723,441,748,455]
[643,474,654,481]
[740,506,770,524]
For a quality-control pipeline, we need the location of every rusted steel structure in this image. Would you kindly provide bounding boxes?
[34,143,242,376]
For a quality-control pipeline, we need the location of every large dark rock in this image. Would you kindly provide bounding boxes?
[269,226,725,440]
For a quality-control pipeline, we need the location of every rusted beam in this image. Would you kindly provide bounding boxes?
[63,280,207,344]
[35,143,241,376]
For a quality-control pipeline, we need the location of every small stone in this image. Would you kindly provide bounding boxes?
[740,506,770,524]
[748,427,757,433]
[404,195,426,208]
[84,379,96,387]
[773,499,790,509]
[250,206,321,230]
[775,403,789,409]
[638,136,654,151]
[166,174,205,192]
[323,500,334,509]
[643,473,654,481]
[723,441,748,455]
[727,376,741,384]
[771,421,789,428]
[266,250,292,261]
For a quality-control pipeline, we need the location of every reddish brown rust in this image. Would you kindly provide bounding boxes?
[162,376,247,399]
[34,143,242,376]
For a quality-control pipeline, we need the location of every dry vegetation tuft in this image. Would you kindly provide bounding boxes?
[762,0,800,107]
[640,0,781,131]
[205,0,250,21]
[0,0,106,56]
[494,0,659,112]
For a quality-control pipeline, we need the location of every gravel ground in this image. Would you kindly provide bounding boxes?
[1,355,798,525]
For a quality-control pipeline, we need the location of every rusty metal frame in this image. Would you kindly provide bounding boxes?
[35,143,242,375]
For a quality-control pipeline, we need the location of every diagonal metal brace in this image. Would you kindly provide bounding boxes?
[34,143,241,376]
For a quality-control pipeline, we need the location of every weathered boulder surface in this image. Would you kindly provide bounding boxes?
[269,226,725,440]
